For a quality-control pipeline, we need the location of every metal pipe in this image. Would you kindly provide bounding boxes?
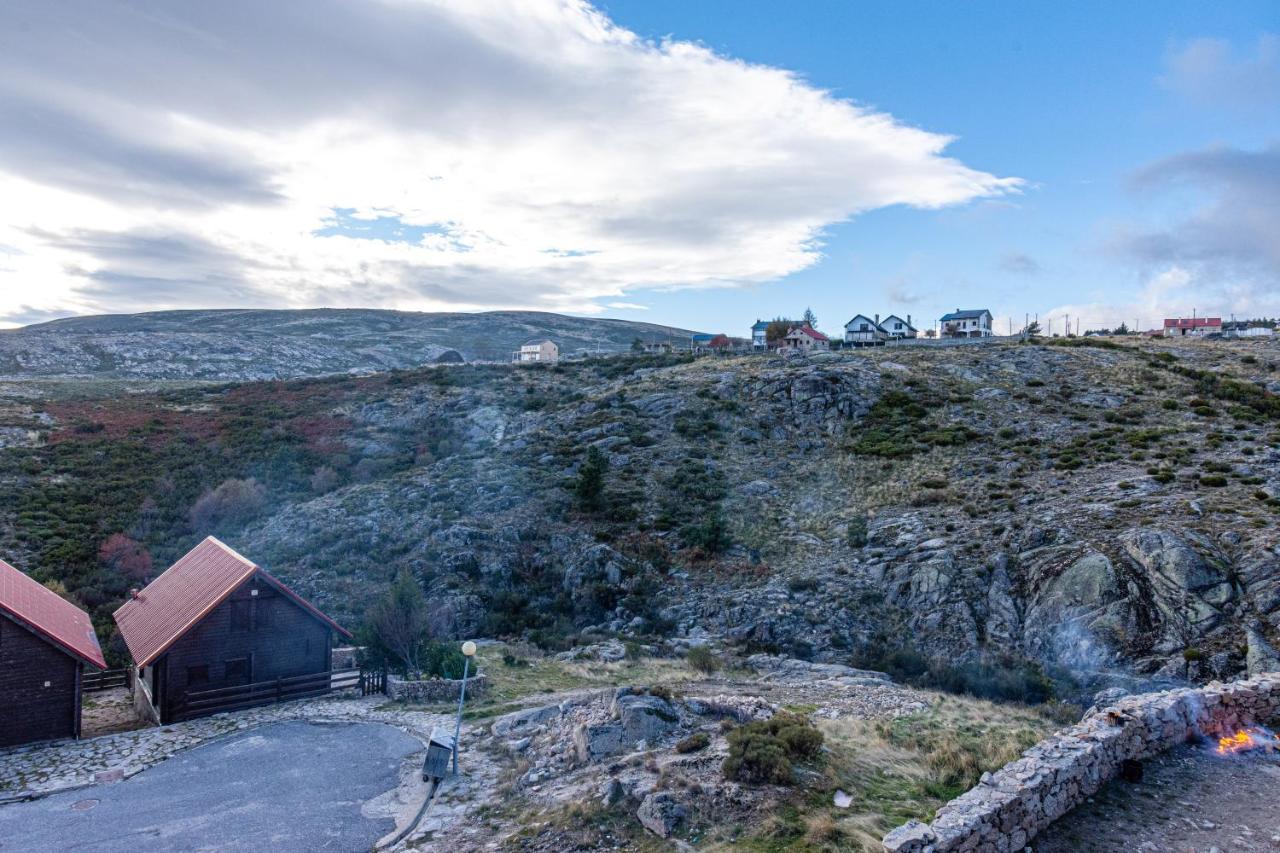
[452,655,470,774]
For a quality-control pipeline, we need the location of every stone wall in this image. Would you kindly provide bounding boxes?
[386,673,488,704]
[883,673,1280,853]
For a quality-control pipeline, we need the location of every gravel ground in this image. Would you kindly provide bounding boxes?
[0,720,421,853]
[1035,740,1280,853]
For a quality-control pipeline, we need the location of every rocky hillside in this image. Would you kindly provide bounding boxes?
[0,336,1278,697]
[0,308,698,380]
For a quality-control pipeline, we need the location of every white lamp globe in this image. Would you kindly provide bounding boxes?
[461,640,477,657]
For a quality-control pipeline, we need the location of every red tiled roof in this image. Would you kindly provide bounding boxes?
[114,536,351,668]
[0,558,106,669]
[791,325,829,341]
[1163,317,1222,328]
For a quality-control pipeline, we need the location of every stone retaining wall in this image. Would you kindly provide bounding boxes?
[386,673,488,704]
[883,673,1280,853]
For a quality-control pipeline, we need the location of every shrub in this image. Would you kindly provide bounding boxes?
[682,511,731,553]
[188,477,266,532]
[1025,379,1045,387]
[1183,647,1205,662]
[846,514,868,548]
[722,712,824,785]
[675,732,710,753]
[686,645,722,674]
[1199,474,1228,487]
[573,447,608,513]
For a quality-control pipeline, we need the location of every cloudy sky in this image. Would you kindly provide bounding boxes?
[0,0,1276,334]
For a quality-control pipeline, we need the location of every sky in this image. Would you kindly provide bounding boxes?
[0,1,1277,336]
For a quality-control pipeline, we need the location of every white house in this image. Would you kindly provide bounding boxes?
[513,340,559,363]
[880,314,917,340]
[750,320,771,350]
[843,314,887,346]
[939,309,994,338]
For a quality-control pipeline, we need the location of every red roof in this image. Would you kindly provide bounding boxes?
[791,325,829,342]
[114,537,351,668]
[0,558,106,669]
[1163,317,1222,329]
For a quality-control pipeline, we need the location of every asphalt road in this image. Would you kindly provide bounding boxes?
[0,720,421,852]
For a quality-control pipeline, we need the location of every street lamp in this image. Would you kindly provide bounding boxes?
[452,640,477,774]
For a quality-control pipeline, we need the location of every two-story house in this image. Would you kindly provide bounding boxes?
[843,314,887,347]
[513,340,559,363]
[939,309,994,338]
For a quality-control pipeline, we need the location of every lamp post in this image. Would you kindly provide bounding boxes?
[452,640,477,775]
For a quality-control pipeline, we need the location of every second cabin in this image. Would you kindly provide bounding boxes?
[114,536,351,724]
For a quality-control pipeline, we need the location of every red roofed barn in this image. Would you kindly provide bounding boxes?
[0,558,106,747]
[114,537,351,724]
[1163,317,1222,337]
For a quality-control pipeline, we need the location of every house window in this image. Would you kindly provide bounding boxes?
[859,323,868,331]
[224,658,250,683]
[230,599,251,632]
[187,664,209,685]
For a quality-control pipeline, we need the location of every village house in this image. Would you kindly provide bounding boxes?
[843,314,887,346]
[0,558,106,747]
[881,314,917,339]
[940,309,994,338]
[750,319,771,350]
[782,324,830,351]
[691,333,734,353]
[114,537,351,725]
[1163,317,1223,337]
[512,339,559,363]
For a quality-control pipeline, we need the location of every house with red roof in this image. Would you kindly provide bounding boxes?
[782,323,830,352]
[0,558,106,747]
[114,537,352,724]
[1163,317,1222,337]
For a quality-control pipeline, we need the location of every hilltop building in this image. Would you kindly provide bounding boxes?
[1163,317,1222,337]
[940,309,994,338]
[0,558,106,747]
[782,324,830,351]
[843,314,887,346]
[513,340,559,363]
[881,314,917,339]
[750,320,771,350]
[115,537,351,725]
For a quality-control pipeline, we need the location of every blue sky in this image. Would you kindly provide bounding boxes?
[597,0,1280,335]
[0,1,1276,333]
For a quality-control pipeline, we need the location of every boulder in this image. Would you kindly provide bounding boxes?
[1245,621,1280,676]
[636,792,686,838]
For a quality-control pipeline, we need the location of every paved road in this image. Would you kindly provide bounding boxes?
[0,720,421,852]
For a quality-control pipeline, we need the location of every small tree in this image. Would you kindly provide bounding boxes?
[1022,320,1042,338]
[765,319,792,344]
[631,337,644,352]
[365,568,431,677]
[1114,322,1130,335]
[574,447,608,513]
[802,307,817,328]
[189,478,266,532]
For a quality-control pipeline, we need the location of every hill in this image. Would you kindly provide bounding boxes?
[0,335,1277,702]
[0,308,699,381]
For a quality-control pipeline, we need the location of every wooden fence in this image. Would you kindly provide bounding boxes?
[83,668,130,693]
[169,667,385,722]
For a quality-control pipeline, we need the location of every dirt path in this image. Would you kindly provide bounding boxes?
[1035,742,1280,852]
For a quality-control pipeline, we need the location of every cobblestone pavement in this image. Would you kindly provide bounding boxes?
[81,687,150,739]
[0,692,451,802]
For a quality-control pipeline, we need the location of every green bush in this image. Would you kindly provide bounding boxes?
[722,712,824,785]
[686,645,722,674]
[847,514,868,548]
[1199,474,1228,487]
[675,732,710,753]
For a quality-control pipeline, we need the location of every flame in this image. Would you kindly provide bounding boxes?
[1216,727,1278,755]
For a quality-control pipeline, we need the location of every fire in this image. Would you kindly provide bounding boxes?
[1216,727,1278,755]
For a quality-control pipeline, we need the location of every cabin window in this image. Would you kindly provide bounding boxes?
[187,664,209,685]
[224,658,250,682]
[230,600,251,632]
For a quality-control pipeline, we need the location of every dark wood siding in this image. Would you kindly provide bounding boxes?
[158,573,331,722]
[0,614,80,747]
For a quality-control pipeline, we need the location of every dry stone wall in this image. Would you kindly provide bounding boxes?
[883,673,1280,853]
[386,673,489,703]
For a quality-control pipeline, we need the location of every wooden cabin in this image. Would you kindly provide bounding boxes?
[114,537,351,724]
[0,558,106,748]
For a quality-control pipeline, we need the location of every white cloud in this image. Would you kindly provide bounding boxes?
[606,302,649,310]
[0,0,1018,324]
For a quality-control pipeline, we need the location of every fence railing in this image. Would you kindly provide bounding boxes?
[170,667,386,722]
[83,668,130,693]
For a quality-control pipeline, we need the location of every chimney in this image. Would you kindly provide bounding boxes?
[907,314,912,326]
[129,588,140,600]
[874,313,879,325]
